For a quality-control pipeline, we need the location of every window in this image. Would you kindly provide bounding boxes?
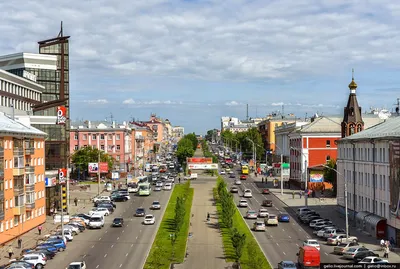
[92,134,97,140]
[14,156,23,168]
[116,134,120,140]
[100,145,105,150]
[83,134,87,140]
[326,140,331,148]
[100,134,105,140]
[108,134,112,140]
[326,155,331,162]
[116,156,120,161]
[116,145,121,151]
[74,134,78,140]
[74,145,78,150]
[14,216,18,226]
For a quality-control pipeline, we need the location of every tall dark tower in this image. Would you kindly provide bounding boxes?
[341,69,364,138]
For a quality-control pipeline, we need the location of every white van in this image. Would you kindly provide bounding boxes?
[88,215,104,229]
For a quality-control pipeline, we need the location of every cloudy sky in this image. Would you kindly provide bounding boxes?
[1,0,400,134]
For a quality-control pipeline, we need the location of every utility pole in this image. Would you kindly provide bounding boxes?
[97,150,101,196]
[280,153,283,195]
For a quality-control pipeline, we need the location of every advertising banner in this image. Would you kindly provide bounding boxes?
[389,140,400,219]
[309,171,324,183]
[45,177,57,187]
[56,106,67,125]
[112,171,120,180]
[188,163,218,170]
[58,168,67,184]
[99,162,109,173]
[88,162,99,173]
[187,157,213,164]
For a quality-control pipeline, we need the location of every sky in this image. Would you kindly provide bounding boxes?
[1,0,400,134]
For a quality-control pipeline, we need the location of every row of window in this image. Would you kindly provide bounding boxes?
[2,139,43,150]
[0,207,45,233]
[2,157,44,169]
[0,79,41,101]
[347,192,388,219]
[345,169,388,191]
[0,174,45,192]
[339,145,388,163]
[0,191,43,211]
[74,133,121,140]
[74,144,121,151]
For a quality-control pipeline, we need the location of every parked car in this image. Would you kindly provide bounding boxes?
[89,208,110,217]
[30,250,56,260]
[353,250,380,263]
[296,208,312,216]
[327,234,358,245]
[253,221,266,231]
[4,261,35,269]
[44,239,66,251]
[278,214,290,222]
[303,239,320,251]
[66,261,87,269]
[97,203,115,213]
[323,228,346,240]
[93,196,111,203]
[88,215,104,229]
[262,200,273,207]
[19,253,47,269]
[343,247,370,260]
[334,242,359,255]
[359,257,388,264]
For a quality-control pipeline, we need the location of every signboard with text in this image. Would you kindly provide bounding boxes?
[56,106,67,125]
[58,168,67,184]
[309,171,324,183]
[99,162,109,173]
[88,162,98,173]
[188,163,218,170]
[186,157,213,164]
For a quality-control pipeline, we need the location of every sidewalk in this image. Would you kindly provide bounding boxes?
[262,180,400,262]
[174,181,232,269]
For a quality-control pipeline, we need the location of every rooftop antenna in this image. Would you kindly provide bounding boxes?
[58,21,63,37]
[282,105,285,119]
[246,104,249,121]
[110,113,114,123]
[395,98,400,115]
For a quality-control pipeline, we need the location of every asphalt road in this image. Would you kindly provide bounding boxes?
[222,170,348,268]
[45,187,172,269]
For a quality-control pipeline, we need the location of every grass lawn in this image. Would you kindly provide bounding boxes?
[144,182,194,269]
[214,187,271,269]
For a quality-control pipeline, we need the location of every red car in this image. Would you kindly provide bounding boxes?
[262,188,270,194]
[240,175,247,180]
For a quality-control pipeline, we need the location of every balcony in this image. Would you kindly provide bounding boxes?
[25,165,35,173]
[13,184,24,196]
[13,147,24,156]
[25,184,35,192]
[13,205,25,216]
[25,147,35,155]
[0,146,3,156]
[0,210,4,220]
[25,201,35,210]
[135,135,145,141]
[13,167,25,176]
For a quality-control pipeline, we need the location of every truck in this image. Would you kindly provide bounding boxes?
[190,173,198,180]
[297,246,320,269]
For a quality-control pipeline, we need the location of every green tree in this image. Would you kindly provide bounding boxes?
[176,138,195,165]
[184,133,199,150]
[71,146,114,172]
[323,159,337,196]
[174,196,185,233]
[246,241,266,269]
[205,129,214,141]
[231,228,246,265]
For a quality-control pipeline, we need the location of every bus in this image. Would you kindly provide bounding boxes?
[138,182,151,196]
[241,165,249,175]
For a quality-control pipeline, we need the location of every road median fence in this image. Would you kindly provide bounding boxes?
[214,176,271,269]
[144,181,194,269]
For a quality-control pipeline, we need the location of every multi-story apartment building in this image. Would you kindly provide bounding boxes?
[70,121,132,172]
[172,126,185,140]
[0,112,47,245]
[130,122,155,174]
[143,114,166,148]
[274,121,308,162]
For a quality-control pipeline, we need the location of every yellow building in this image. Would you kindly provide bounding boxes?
[258,117,297,152]
[0,112,47,245]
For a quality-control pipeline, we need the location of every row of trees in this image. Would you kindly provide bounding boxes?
[216,178,246,266]
[176,133,199,165]
[201,140,218,163]
[70,146,115,178]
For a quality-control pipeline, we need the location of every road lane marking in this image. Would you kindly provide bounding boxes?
[282,229,285,232]
[288,235,291,238]
[111,245,114,248]
[126,253,129,257]
[283,251,286,255]
[104,254,107,258]
[117,237,120,240]
[276,243,279,246]
[298,229,301,231]
[105,230,108,233]
[83,254,87,258]
[122,230,125,233]
[325,252,328,256]
[131,244,134,247]
[99,238,102,240]
[306,236,310,239]
[127,224,129,227]
[120,264,123,268]
[270,235,273,238]
[136,236,138,239]
[140,230,142,233]
[91,245,95,248]
[296,244,299,247]
[96,265,99,268]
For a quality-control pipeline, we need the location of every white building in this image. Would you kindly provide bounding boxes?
[221,117,240,131]
[337,116,400,241]
[275,121,308,157]
[172,126,185,139]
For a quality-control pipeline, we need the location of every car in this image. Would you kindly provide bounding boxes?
[112,217,124,227]
[309,218,327,227]
[127,183,139,193]
[52,230,73,242]
[63,224,80,235]
[235,180,242,185]
[229,174,235,178]
[316,227,336,237]
[154,186,162,191]
[327,234,358,245]
[220,170,226,175]
[135,207,146,217]
[111,195,128,202]
[278,261,297,269]
[19,253,47,269]
[303,239,320,250]
[265,214,278,226]
[353,250,380,263]
[5,261,36,269]
[278,213,290,222]
[334,242,359,255]
[156,181,163,187]
[89,207,110,216]
[343,247,370,260]
[258,208,269,218]
[262,188,270,194]
[240,175,247,180]
[246,210,258,219]
[150,201,161,210]
[88,215,104,229]
[230,186,239,193]
[72,214,91,225]
[164,183,172,190]
[45,239,66,251]
[253,221,266,231]
[68,222,85,232]
[243,189,252,198]
[359,257,388,264]
[35,244,58,253]
[323,228,346,239]
[238,199,248,207]
[93,196,111,203]
[30,250,56,260]
[66,261,87,269]
[262,200,273,207]
[143,214,156,225]
[228,170,234,174]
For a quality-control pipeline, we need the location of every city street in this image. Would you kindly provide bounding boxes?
[45,188,172,269]
[221,170,348,267]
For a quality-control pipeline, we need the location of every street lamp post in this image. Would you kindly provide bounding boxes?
[321,164,349,241]
[291,147,308,207]
[246,138,256,171]
[270,142,284,195]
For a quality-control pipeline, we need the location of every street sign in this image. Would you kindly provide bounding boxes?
[112,171,119,180]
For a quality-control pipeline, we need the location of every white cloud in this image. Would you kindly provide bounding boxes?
[84,99,109,105]
[122,99,184,105]
[122,98,136,104]
[271,102,284,106]
[225,101,241,106]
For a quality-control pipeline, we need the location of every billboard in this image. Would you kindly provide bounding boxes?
[309,171,324,183]
[56,106,67,125]
[187,157,213,164]
[99,162,109,173]
[389,140,400,219]
[188,163,218,170]
[88,162,99,173]
[45,177,57,187]
[58,168,67,184]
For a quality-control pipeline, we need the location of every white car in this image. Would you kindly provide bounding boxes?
[93,196,111,203]
[258,208,269,218]
[253,221,266,231]
[246,210,258,219]
[164,183,172,190]
[359,257,388,264]
[243,189,252,198]
[67,261,87,269]
[54,230,73,241]
[154,186,162,191]
[88,215,104,229]
[220,170,226,175]
[316,227,335,237]
[265,215,278,226]
[63,224,80,235]
[128,184,139,193]
[303,239,320,250]
[143,214,156,225]
[89,207,110,216]
[235,180,242,185]
[238,199,248,207]
[150,201,161,210]
[156,181,163,187]
[20,253,47,269]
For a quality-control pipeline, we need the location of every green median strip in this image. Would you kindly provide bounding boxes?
[214,177,272,269]
[144,181,194,269]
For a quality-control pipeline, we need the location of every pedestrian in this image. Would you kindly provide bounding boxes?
[292,191,295,199]
[299,192,302,199]
[178,177,181,184]
[262,177,264,183]
[74,197,78,206]
[207,212,210,221]
[381,238,385,250]
[7,246,13,259]
[17,238,22,249]
[384,245,390,258]
[38,225,43,235]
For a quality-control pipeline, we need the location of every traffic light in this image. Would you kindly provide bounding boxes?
[61,185,67,211]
